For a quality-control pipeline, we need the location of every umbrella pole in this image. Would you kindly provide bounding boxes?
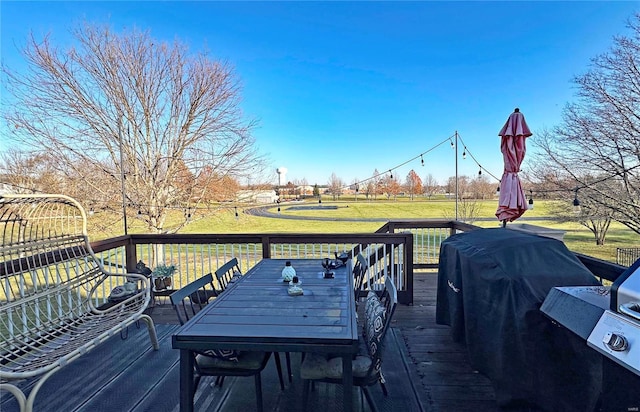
[502,220,507,228]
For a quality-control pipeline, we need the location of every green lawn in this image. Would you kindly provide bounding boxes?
[89,198,639,264]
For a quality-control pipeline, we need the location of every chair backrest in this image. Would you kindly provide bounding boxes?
[353,253,369,299]
[363,277,398,379]
[379,277,398,317]
[169,273,217,325]
[214,257,241,291]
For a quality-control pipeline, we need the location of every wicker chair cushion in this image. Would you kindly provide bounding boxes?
[189,289,219,304]
[197,348,241,362]
[196,350,266,370]
[364,291,386,373]
[363,292,379,332]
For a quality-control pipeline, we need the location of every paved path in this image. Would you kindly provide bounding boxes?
[245,204,389,222]
[245,204,555,223]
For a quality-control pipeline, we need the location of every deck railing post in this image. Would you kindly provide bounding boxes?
[262,235,271,258]
[404,232,414,305]
[125,236,137,273]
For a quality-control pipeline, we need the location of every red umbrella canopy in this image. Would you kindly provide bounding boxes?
[496,108,532,223]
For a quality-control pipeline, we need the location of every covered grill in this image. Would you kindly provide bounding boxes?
[436,228,603,411]
[541,257,640,411]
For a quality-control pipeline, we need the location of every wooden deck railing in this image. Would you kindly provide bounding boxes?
[376,220,480,270]
[92,232,416,304]
[89,220,627,307]
[377,220,626,282]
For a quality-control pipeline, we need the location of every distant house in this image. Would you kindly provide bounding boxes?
[236,189,278,204]
[296,185,314,196]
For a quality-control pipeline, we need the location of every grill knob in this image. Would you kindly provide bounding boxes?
[603,332,628,352]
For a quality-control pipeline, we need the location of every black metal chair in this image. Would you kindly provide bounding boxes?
[353,253,369,301]
[214,257,242,291]
[170,273,218,324]
[300,277,398,412]
[169,273,286,412]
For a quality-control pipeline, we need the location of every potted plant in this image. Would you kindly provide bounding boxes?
[153,263,177,291]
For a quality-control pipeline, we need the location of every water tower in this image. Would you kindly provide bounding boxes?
[276,167,288,186]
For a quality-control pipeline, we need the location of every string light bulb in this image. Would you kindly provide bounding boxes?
[573,188,581,214]
[235,206,239,219]
[496,186,500,196]
[478,168,482,176]
[389,170,393,179]
[450,139,455,149]
[462,149,467,159]
[421,154,424,166]
[528,190,534,210]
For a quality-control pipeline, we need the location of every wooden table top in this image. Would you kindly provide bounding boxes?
[172,258,359,353]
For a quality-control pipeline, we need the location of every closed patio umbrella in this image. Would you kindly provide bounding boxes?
[496,108,532,225]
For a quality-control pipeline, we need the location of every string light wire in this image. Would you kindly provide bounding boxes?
[345,133,457,189]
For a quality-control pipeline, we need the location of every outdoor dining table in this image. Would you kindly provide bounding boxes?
[172,258,359,412]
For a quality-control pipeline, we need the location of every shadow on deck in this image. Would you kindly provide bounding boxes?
[395,272,500,412]
[1,326,422,412]
[1,272,500,412]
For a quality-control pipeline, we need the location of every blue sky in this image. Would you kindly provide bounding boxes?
[1,1,639,187]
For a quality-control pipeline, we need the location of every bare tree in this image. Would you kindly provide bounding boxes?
[0,150,64,194]
[423,173,439,199]
[529,173,616,245]
[445,176,455,199]
[365,180,375,200]
[371,168,383,200]
[350,178,360,200]
[284,181,296,200]
[458,198,482,224]
[2,22,264,233]
[446,175,471,200]
[327,173,343,200]
[529,15,640,234]
[381,174,401,200]
[299,178,309,197]
[550,193,613,245]
[442,197,482,224]
[469,174,495,200]
[404,170,423,200]
[195,166,240,202]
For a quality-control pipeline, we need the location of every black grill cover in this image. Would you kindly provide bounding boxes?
[436,228,602,411]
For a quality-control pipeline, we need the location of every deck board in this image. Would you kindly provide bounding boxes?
[392,272,500,412]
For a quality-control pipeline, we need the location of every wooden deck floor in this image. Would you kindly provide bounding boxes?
[393,272,500,412]
[1,272,502,412]
[148,271,501,412]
